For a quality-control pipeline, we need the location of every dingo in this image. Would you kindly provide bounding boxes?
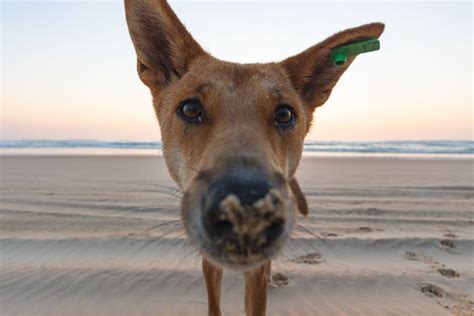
[125,1,384,314]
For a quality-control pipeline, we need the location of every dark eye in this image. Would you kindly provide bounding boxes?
[274,104,295,128]
[177,99,203,123]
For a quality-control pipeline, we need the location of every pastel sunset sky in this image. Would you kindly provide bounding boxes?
[1,0,472,141]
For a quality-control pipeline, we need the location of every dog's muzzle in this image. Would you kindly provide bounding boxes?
[199,169,289,266]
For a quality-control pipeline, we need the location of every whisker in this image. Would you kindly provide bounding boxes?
[168,188,183,203]
[138,219,182,235]
[295,222,340,259]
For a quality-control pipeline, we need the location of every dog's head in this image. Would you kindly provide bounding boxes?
[125,0,384,269]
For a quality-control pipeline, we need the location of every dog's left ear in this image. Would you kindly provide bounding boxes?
[281,23,384,112]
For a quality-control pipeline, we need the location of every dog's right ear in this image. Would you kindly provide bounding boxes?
[124,0,206,91]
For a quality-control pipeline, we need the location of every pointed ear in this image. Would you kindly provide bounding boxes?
[124,0,207,91]
[281,23,384,111]
[289,178,308,216]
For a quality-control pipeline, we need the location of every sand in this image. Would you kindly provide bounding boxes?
[0,155,473,315]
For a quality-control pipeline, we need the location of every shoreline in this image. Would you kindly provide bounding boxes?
[1,148,472,160]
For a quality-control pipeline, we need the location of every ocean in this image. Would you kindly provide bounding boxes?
[0,140,472,159]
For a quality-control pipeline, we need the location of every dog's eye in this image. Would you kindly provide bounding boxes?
[274,104,295,128]
[177,99,203,123]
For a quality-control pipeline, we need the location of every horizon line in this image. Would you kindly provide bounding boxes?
[1,139,472,143]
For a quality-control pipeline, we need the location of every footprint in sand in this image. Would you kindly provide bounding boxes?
[438,268,460,278]
[358,226,373,233]
[440,238,456,249]
[291,252,324,265]
[403,251,460,277]
[403,251,433,265]
[404,251,462,291]
[269,273,289,287]
[421,283,445,298]
[407,236,471,313]
[421,283,474,314]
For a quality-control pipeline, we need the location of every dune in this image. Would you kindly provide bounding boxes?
[1,156,473,315]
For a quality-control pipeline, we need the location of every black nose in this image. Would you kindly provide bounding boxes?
[201,169,286,256]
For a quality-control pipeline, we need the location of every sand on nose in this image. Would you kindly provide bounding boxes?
[219,189,287,237]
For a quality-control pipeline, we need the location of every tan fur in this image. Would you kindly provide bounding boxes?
[124,1,384,314]
[289,177,309,216]
[202,258,223,316]
[244,262,271,316]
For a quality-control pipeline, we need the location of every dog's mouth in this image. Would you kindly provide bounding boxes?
[181,168,295,270]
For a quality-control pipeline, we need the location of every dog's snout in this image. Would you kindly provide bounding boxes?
[201,170,287,258]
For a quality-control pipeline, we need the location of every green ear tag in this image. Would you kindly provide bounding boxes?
[331,38,380,66]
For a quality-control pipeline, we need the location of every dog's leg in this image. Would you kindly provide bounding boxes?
[244,262,270,316]
[202,258,223,316]
[266,261,272,284]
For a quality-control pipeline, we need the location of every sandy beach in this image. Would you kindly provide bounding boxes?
[1,155,472,315]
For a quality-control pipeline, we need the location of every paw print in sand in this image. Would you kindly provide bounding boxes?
[291,252,324,265]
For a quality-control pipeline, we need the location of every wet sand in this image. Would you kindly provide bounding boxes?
[1,156,473,315]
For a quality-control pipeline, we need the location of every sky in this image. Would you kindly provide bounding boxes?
[1,0,472,141]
